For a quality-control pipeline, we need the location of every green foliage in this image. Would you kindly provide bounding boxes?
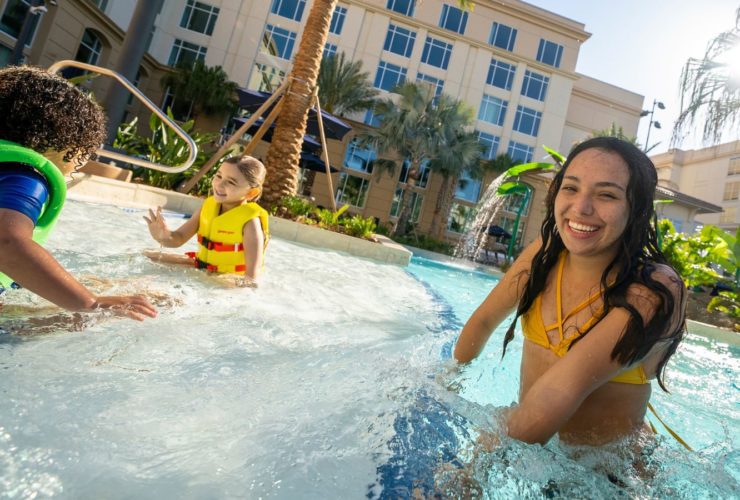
[659,220,726,288]
[277,196,378,240]
[392,233,455,255]
[161,60,238,119]
[317,52,378,116]
[708,291,740,319]
[343,214,377,239]
[113,109,226,195]
[315,204,349,228]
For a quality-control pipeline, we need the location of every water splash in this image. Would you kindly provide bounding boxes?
[454,173,508,262]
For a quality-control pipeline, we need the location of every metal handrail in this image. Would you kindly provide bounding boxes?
[47,60,197,173]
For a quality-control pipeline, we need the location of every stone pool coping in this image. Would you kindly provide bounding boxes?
[66,174,411,266]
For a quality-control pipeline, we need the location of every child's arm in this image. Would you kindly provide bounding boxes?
[144,206,199,248]
[0,208,156,320]
[239,218,264,287]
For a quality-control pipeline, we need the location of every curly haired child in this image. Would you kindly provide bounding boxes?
[0,66,156,321]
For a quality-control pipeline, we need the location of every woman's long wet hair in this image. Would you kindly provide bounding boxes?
[501,137,686,391]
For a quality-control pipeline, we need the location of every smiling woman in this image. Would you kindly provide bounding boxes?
[454,137,687,447]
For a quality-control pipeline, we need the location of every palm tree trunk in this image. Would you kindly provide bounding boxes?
[262,0,338,209]
[393,161,419,237]
[429,174,457,240]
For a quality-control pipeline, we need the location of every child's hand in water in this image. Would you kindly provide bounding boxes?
[90,295,158,321]
[143,207,169,243]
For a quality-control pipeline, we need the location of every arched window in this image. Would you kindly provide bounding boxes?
[75,29,103,65]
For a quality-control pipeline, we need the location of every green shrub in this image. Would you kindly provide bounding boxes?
[342,214,377,239]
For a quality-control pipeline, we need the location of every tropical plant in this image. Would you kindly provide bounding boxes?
[658,220,726,288]
[315,204,349,228]
[161,60,239,120]
[673,8,740,145]
[113,109,225,195]
[343,214,377,239]
[361,82,478,237]
[262,0,337,209]
[317,52,378,117]
[278,195,315,220]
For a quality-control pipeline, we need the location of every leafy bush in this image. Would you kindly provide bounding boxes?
[392,233,454,255]
[343,214,377,239]
[113,109,231,195]
[276,196,377,240]
[315,204,349,228]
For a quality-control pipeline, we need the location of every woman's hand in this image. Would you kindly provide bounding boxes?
[143,207,169,243]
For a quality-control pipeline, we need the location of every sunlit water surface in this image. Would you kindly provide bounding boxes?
[0,201,737,498]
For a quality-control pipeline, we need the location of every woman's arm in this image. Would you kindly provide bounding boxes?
[454,240,541,363]
[240,218,264,285]
[505,270,683,444]
[144,206,200,248]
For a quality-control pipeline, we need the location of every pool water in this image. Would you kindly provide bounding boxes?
[0,201,737,498]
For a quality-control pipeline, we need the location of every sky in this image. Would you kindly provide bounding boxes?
[525,0,739,154]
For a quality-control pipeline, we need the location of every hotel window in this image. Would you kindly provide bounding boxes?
[478,94,508,126]
[384,24,416,58]
[521,70,549,101]
[336,173,371,208]
[723,181,740,201]
[329,5,347,35]
[728,157,740,175]
[390,189,423,222]
[386,0,415,17]
[344,139,376,173]
[262,24,297,60]
[270,0,306,22]
[180,0,219,36]
[486,58,515,91]
[93,0,108,9]
[455,169,482,203]
[513,106,542,137]
[439,4,467,34]
[75,29,103,66]
[720,207,736,224]
[448,203,477,233]
[248,63,285,92]
[364,108,383,127]
[536,39,563,68]
[507,141,533,163]
[323,43,337,58]
[399,159,430,188]
[168,39,207,66]
[488,22,516,51]
[0,0,42,43]
[374,61,407,92]
[476,131,500,160]
[416,73,444,99]
[421,36,452,70]
[499,215,526,247]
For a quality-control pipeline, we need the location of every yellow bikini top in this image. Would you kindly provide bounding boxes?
[521,252,648,385]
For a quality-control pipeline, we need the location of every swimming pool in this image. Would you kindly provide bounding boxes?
[0,201,737,498]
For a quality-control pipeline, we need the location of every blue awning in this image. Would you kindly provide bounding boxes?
[231,117,322,154]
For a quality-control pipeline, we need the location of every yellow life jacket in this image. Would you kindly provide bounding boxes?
[193,196,269,274]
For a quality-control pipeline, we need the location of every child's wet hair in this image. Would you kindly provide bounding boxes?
[224,155,266,200]
[0,66,107,167]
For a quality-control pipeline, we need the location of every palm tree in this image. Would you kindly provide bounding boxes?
[673,8,740,146]
[317,52,378,117]
[362,82,477,237]
[161,60,238,120]
[262,0,337,208]
[427,135,495,239]
[262,0,474,209]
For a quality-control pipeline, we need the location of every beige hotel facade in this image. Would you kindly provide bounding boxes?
[4,0,657,250]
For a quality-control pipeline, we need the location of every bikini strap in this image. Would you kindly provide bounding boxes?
[554,252,608,340]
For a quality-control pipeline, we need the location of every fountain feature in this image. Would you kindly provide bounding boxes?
[453,172,509,262]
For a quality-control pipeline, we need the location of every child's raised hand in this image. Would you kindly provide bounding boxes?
[144,206,169,243]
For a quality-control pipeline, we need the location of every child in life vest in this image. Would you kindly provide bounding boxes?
[144,155,269,288]
[0,66,156,321]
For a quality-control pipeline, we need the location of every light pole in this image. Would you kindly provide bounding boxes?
[640,98,665,153]
[9,0,49,65]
